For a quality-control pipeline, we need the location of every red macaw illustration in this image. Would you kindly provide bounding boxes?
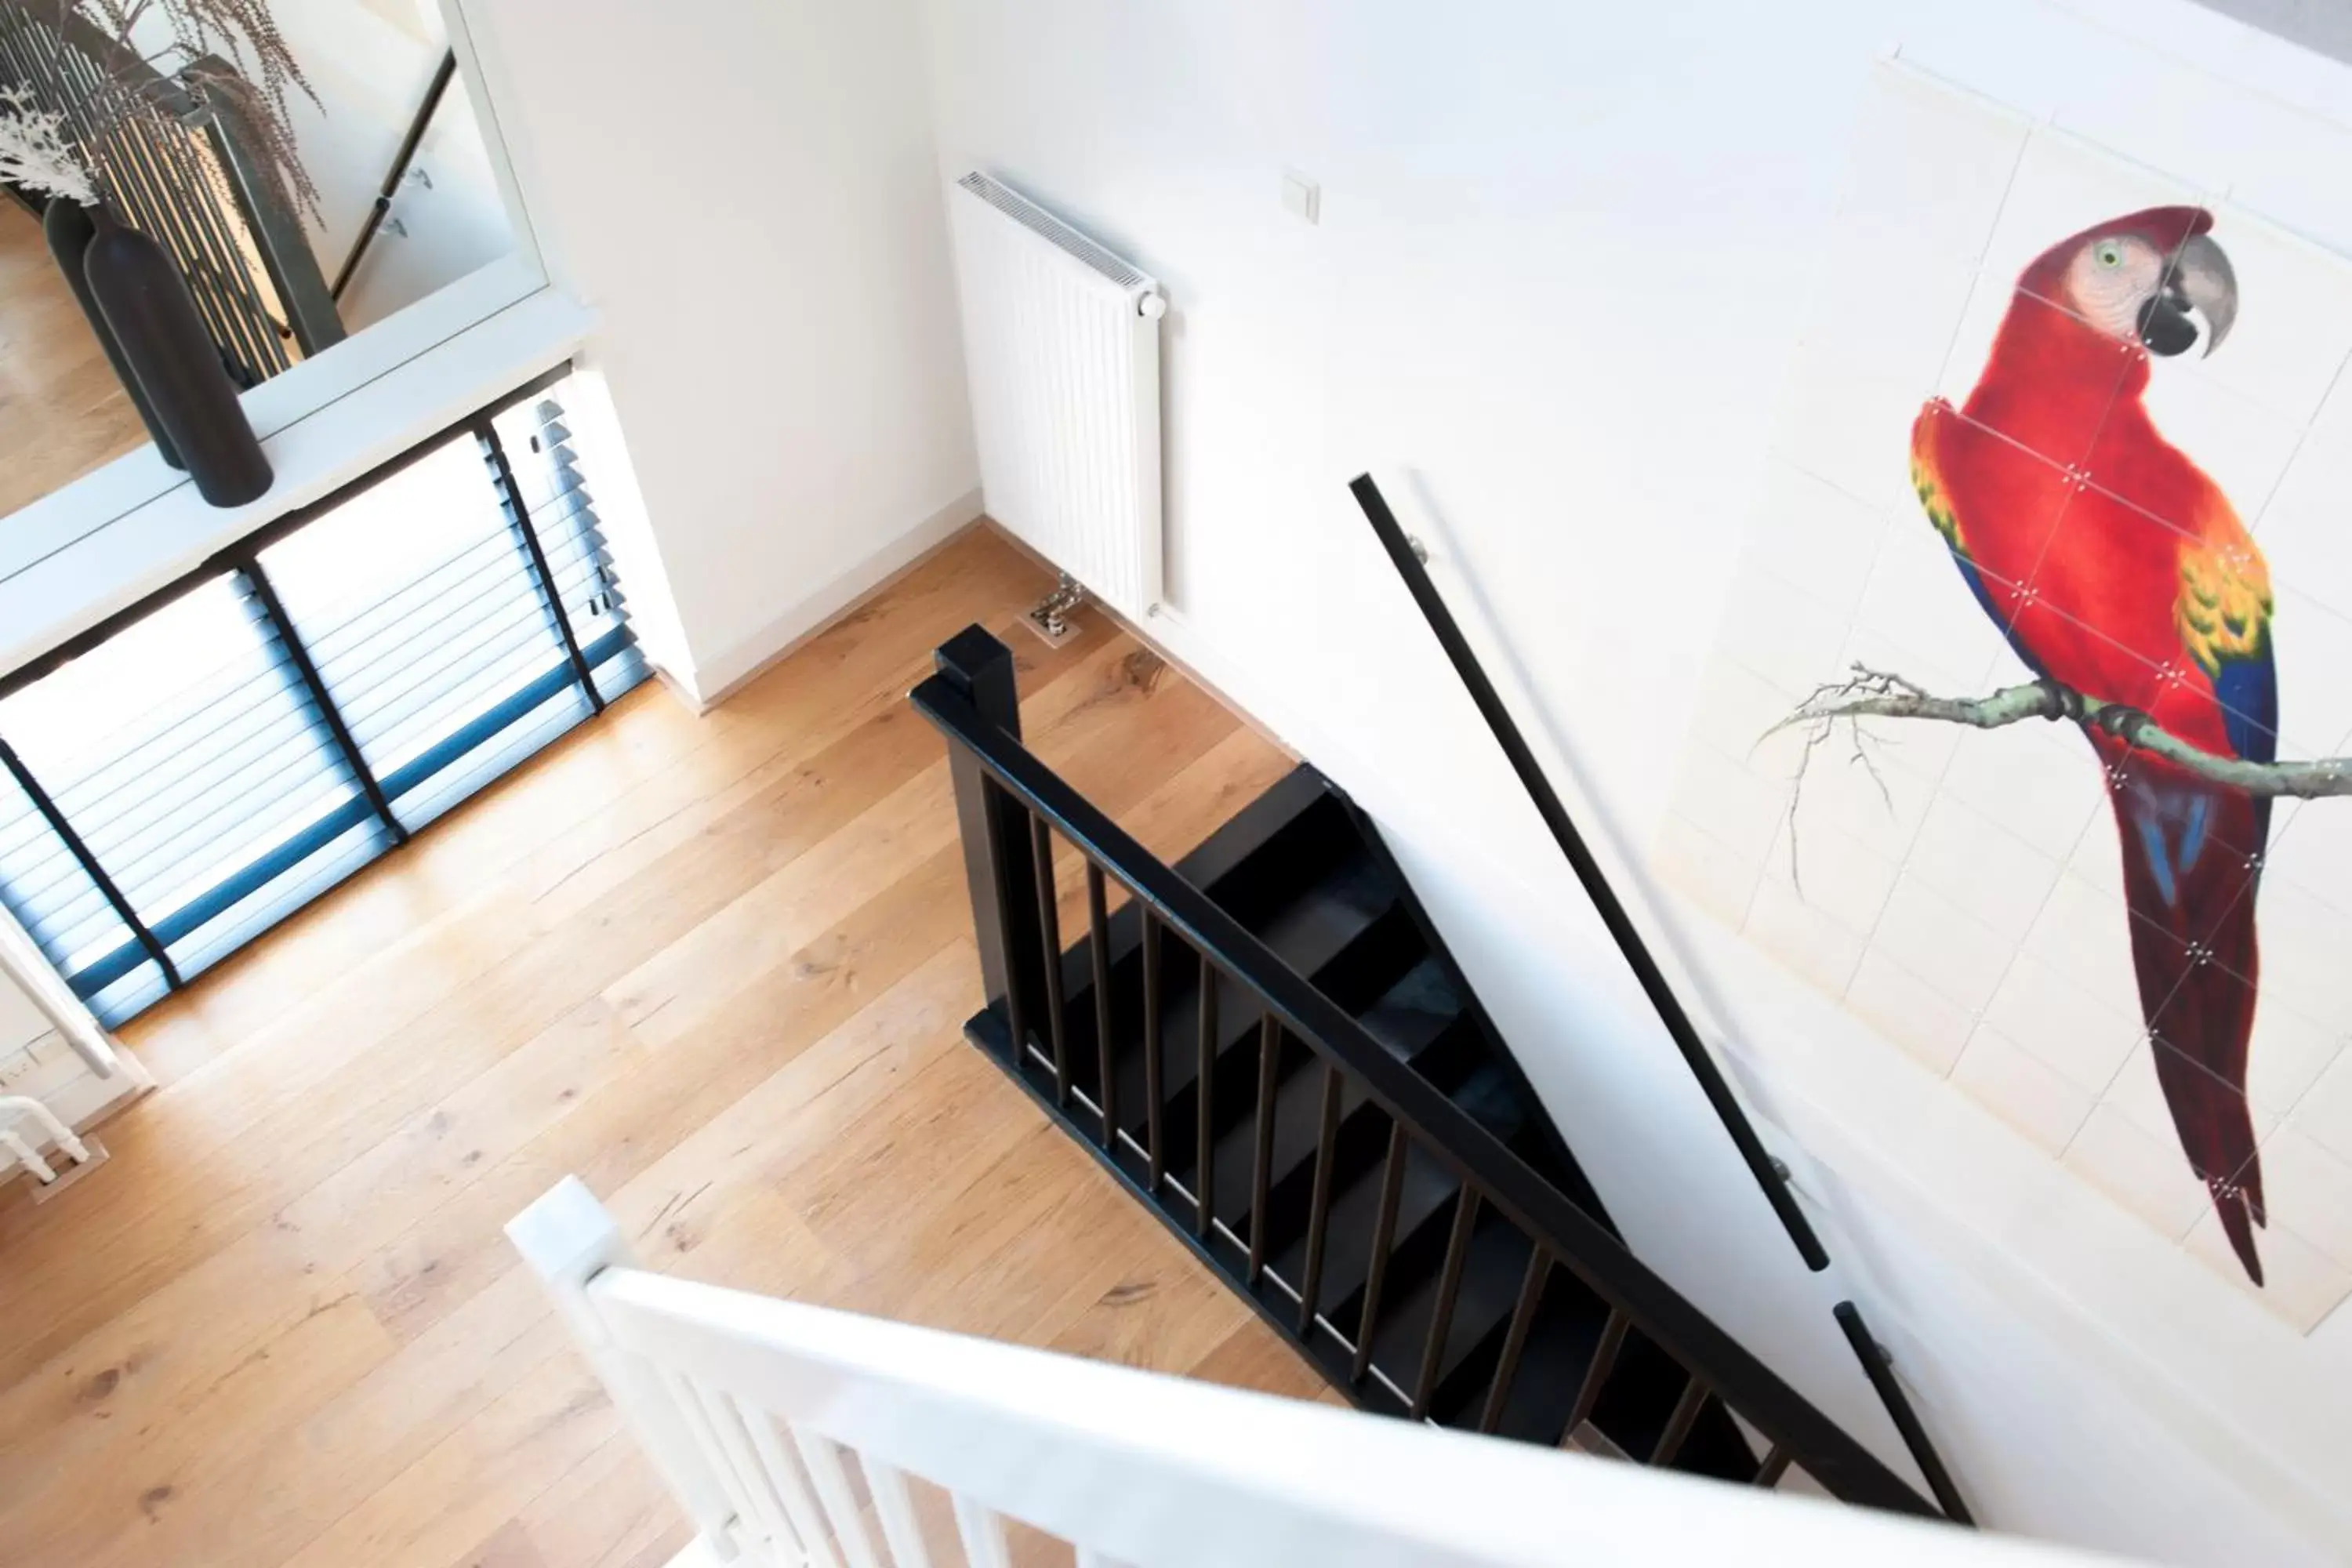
[1911,206,2274,1282]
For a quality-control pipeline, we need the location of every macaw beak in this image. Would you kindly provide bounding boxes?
[2139,232,2237,358]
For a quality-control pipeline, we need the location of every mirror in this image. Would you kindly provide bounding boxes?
[0,0,535,521]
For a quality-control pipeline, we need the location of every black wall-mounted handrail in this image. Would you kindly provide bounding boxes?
[1348,474,1832,1272]
[1837,1301,1974,1525]
[332,49,456,303]
[913,646,1945,1519]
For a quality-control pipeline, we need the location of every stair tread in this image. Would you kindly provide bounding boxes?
[1362,1207,1537,1416]
[1269,1130,1461,1335]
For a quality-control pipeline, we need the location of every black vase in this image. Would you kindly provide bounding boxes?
[42,200,183,471]
[82,207,272,507]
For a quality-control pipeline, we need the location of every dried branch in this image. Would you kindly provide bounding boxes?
[1775,664,2352,798]
[9,0,322,220]
[0,82,97,204]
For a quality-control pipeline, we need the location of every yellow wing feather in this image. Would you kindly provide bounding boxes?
[1911,403,1968,556]
[2175,516,2272,680]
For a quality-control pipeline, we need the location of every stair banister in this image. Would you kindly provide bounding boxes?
[911,629,1947,1519]
[510,1177,2110,1567]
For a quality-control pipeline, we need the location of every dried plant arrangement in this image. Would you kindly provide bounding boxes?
[0,79,99,205]
[3,0,321,219]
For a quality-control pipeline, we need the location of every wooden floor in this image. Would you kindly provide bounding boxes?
[0,528,1329,1568]
[0,201,148,518]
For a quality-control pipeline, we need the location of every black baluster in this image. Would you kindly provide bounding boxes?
[1754,1443,1793,1489]
[1479,1246,1551,1434]
[1247,1013,1281,1286]
[1194,953,1218,1240]
[1563,1310,1629,1447]
[1651,1375,1710,1467]
[1410,1189,1480,1420]
[1031,816,1068,1103]
[1351,1123,1410,1384]
[1087,863,1116,1151]
[1296,1062,1343,1336]
[1142,912,1164,1189]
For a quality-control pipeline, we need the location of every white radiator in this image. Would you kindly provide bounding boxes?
[947,172,1165,620]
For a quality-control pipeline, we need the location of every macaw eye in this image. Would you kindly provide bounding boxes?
[2094,242,2123,267]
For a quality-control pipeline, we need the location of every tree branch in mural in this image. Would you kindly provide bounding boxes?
[1777,664,2352,798]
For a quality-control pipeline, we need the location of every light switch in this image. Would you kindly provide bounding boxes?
[1281,170,1320,225]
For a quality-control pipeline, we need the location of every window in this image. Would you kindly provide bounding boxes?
[0,372,647,1023]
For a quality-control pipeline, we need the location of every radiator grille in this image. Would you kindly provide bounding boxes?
[956,172,1148,290]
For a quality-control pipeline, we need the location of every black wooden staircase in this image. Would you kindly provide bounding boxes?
[913,623,1960,1520]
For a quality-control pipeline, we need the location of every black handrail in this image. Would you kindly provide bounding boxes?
[1837,1301,1974,1524]
[913,637,1945,1519]
[1348,474,1832,1272]
[332,49,456,303]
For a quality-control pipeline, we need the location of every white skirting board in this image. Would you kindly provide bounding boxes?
[666,487,985,711]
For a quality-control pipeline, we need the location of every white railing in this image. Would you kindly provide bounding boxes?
[509,1178,2116,1568]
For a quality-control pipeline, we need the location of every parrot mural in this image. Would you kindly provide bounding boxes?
[1911,205,2277,1283]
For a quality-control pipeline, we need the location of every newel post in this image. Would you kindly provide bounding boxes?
[507,1178,744,1559]
[934,626,1049,1065]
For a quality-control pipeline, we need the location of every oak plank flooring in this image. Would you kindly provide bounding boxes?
[0,528,1330,1567]
[0,201,149,517]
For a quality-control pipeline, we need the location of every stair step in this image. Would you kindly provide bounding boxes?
[1586,1327,1759,1479]
[1270,1128,1462,1342]
[1469,1265,1618,1443]
[1362,1203,1538,1418]
[1058,855,1421,1167]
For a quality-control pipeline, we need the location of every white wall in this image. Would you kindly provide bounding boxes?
[918,0,2352,1561]
[457,0,978,702]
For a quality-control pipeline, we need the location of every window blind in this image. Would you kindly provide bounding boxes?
[0,371,647,1023]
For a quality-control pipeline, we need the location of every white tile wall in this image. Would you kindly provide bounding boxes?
[2260,1123,2352,1272]
[1760,818,1901,941]
[1977,125,2205,295]
[1775,259,1976,509]
[2183,1207,2350,1334]
[1872,872,2016,1014]
[1666,744,1788,868]
[1834,63,2030,266]
[1715,557,1864,698]
[1743,873,1867,999]
[1846,946,1980,1076]
[1657,812,1766,932]
[1653,56,2352,1334]
[2065,1102,2216,1240]
[2246,875,2352,1040]
[1735,459,1893,615]
[1904,793,2066,946]
[1939,724,2107,860]
[2288,1047,2352,1169]
[2266,591,2352,757]
[2189,203,2352,426]
[2252,368,2352,626]
[1980,948,2143,1097]
[1951,1023,2098,1156]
